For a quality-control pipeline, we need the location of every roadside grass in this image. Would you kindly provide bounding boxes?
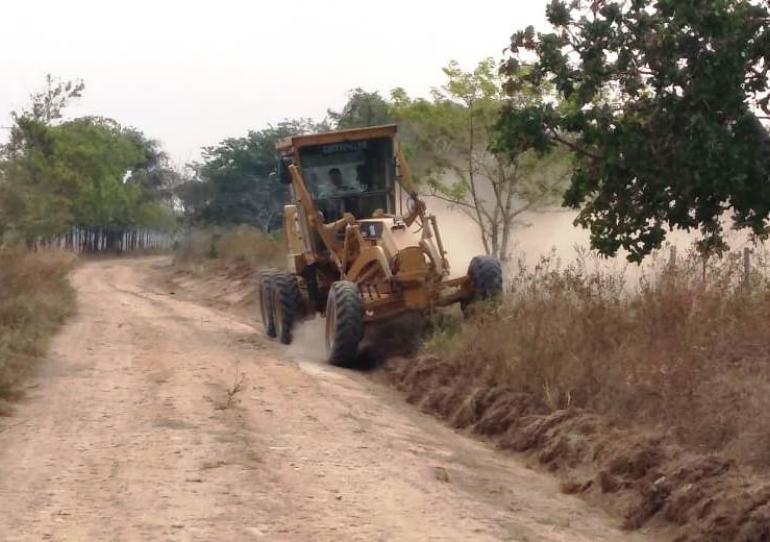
[0,248,76,405]
[416,247,770,466]
[168,226,285,317]
[389,247,770,539]
[174,226,285,273]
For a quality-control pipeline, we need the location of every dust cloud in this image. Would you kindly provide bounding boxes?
[288,313,424,370]
[427,196,759,280]
[286,317,327,363]
[425,196,592,276]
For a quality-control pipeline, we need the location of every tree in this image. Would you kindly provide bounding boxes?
[23,74,84,125]
[496,0,770,262]
[392,59,568,262]
[328,88,393,129]
[181,118,324,230]
[0,77,176,249]
[123,129,181,201]
[0,113,73,241]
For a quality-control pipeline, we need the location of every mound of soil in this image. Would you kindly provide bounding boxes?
[385,354,770,542]
[168,262,258,316]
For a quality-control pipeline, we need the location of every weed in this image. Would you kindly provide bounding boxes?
[216,364,247,410]
[421,310,462,353]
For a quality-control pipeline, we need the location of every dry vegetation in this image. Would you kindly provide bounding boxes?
[422,248,770,463]
[169,226,285,316]
[0,249,75,406]
[173,226,285,273]
[388,248,770,541]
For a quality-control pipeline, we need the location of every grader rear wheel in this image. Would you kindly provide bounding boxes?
[272,273,304,345]
[325,281,364,367]
[257,270,277,338]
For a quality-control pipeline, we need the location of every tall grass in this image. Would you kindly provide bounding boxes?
[426,247,770,466]
[174,225,285,271]
[0,248,75,401]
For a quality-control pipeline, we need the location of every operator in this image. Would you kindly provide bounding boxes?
[320,167,362,197]
[319,167,365,219]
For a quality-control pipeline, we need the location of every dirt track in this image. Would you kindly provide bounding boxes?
[0,258,651,541]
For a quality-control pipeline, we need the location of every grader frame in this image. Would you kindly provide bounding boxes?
[258,124,502,366]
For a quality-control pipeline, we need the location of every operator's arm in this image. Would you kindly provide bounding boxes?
[324,212,356,233]
[403,197,425,227]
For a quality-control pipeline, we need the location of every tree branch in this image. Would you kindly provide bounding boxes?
[428,190,477,209]
[549,129,600,160]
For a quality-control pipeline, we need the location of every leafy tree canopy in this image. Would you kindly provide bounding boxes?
[496,0,770,261]
[180,118,325,230]
[393,59,569,261]
[0,76,177,242]
[328,88,393,129]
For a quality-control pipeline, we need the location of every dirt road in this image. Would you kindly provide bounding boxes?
[0,258,650,541]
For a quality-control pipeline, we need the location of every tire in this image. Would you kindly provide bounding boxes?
[325,281,364,367]
[257,270,277,338]
[272,273,304,345]
[463,255,503,314]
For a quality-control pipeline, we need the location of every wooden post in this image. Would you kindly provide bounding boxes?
[669,245,677,269]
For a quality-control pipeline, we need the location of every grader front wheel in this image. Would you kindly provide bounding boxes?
[325,281,364,367]
[463,255,503,314]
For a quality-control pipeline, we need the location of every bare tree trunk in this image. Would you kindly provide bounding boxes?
[465,100,491,255]
[499,158,518,263]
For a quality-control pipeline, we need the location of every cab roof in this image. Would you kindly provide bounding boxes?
[275,124,397,152]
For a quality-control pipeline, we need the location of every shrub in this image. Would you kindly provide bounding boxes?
[174,226,285,271]
[423,247,770,466]
[0,248,76,400]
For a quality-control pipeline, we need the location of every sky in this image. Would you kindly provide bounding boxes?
[0,0,550,165]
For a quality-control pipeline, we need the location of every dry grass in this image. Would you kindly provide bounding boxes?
[215,365,247,411]
[423,247,770,467]
[386,247,770,540]
[0,248,76,402]
[174,226,285,274]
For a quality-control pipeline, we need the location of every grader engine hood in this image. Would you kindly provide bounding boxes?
[355,218,439,285]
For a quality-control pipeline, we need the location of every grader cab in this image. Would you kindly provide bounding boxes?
[258,124,502,366]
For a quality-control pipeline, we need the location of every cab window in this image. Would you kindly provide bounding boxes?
[299,137,394,220]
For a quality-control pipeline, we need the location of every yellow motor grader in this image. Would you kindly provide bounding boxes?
[258,124,502,366]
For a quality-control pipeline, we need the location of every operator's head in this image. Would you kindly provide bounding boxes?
[328,168,343,187]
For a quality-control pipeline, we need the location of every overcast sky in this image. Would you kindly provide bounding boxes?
[1,0,549,164]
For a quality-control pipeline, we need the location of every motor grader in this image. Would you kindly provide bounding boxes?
[258,124,502,367]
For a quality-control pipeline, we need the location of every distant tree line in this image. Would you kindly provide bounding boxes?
[177,77,567,262]
[177,0,770,263]
[172,91,401,233]
[176,118,328,233]
[0,76,177,252]
[15,0,764,262]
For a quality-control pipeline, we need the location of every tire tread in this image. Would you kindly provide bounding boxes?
[257,270,278,338]
[327,281,364,367]
[273,273,304,344]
